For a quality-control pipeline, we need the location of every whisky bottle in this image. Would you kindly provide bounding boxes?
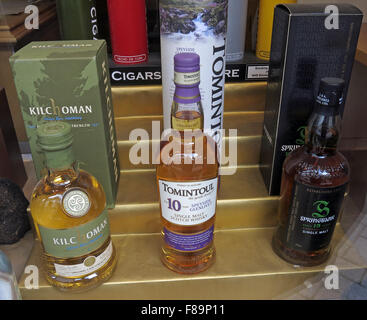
[171,53,204,131]
[30,122,116,291]
[56,0,99,40]
[272,78,350,266]
[157,53,219,274]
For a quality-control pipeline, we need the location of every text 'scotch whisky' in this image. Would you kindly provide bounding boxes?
[30,122,116,291]
[157,53,219,274]
[272,78,350,266]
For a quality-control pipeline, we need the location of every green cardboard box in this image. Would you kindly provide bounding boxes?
[10,40,120,208]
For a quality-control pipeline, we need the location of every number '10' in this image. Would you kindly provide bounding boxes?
[167,198,181,211]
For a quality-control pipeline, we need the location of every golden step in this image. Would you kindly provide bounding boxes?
[19,225,366,300]
[111,82,267,118]
[118,135,261,170]
[115,111,264,170]
[114,111,264,142]
[111,166,279,234]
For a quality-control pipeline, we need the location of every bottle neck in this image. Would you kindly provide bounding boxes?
[305,106,341,157]
[44,145,78,185]
[174,83,201,106]
[172,76,203,131]
[173,68,201,106]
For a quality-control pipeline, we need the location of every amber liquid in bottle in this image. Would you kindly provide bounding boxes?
[30,121,116,291]
[171,105,204,130]
[31,167,117,291]
[157,52,219,274]
[272,78,350,266]
[157,133,218,274]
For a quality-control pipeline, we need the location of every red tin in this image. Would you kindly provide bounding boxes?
[107,0,148,65]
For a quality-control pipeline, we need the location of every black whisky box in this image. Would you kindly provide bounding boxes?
[259,4,363,195]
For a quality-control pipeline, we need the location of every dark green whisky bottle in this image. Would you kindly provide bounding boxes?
[272,77,350,266]
[57,0,99,40]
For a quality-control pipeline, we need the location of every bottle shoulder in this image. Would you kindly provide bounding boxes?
[30,170,106,228]
[157,133,218,181]
[33,169,103,195]
[283,147,350,186]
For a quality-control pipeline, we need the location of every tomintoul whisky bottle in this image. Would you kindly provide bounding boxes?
[171,53,204,131]
[272,78,350,266]
[30,122,116,291]
[157,52,219,273]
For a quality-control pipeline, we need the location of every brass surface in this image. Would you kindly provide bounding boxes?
[110,166,279,234]
[115,111,264,141]
[117,167,270,205]
[111,82,267,118]
[119,135,261,170]
[19,81,367,300]
[19,226,366,300]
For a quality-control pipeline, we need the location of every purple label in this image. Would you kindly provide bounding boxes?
[164,226,214,251]
[173,86,201,104]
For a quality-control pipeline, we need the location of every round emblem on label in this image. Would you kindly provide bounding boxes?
[83,256,96,267]
[62,189,91,218]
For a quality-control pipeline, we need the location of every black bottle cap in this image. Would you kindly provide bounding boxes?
[316,77,345,109]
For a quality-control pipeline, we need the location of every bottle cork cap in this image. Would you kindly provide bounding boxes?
[37,121,73,151]
[316,77,345,108]
[174,53,200,73]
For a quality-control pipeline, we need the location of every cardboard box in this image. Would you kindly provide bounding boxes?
[160,0,228,146]
[10,40,120,208]
[260,4,363,195]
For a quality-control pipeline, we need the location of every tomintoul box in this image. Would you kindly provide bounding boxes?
[160,0,228,145]
[10,40,120,208]
[259,4,363,195]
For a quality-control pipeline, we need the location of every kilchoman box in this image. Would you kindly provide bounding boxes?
[260,4,363,195]
[160,0,228,146]
[10,40,120,208]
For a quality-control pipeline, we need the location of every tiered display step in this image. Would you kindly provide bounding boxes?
[18,82,367,299]
[20,225,366,300]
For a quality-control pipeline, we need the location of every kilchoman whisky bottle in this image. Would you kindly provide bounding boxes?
[272,78,350,266]
[30,122,116,290]
[157,53,219,273]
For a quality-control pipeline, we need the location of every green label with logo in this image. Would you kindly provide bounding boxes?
[296,126,306,146]
[38,210,110,258]
[285,181,347,252]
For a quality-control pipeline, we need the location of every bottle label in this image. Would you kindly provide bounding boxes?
[159,178,218,226]
[174,71,200,86]
[54,241,113,278]
[62,188,91,218]
[171,117,201,131]
[38,209,110,258]
[164,226,214,252]
[285,181,347,252]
